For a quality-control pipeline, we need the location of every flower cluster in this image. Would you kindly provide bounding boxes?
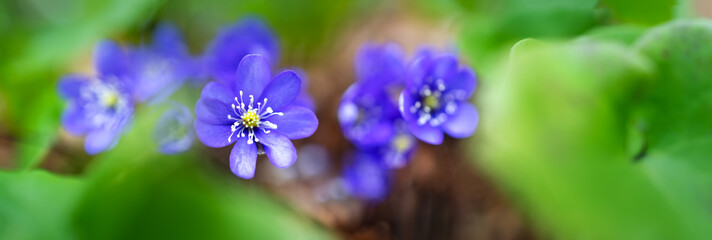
[57,18,309,161]
[58,23,199,154]
[57,17,476,189]
[338,44,478,200]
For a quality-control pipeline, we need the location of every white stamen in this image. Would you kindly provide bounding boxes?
[226,92,285,144]
[445,102,457,114]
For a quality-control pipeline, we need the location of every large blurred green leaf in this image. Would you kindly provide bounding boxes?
[632,20,712,232]
[0,170,83,240]
[578,24,648,45]
[477,19,712,238]
[72,107,334,239]
[458,0,598,79]
[599,0,678,25]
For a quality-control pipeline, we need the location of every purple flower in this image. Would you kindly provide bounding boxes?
[129,22,196,103]
[204,18,279,84]
[380,120,416,168]
[154,103,194,154]
[194,54,318,179]
[338,43,406,148]
[399,52,478,145]
[338,82,400,148]
[58,40,134,154]
[342,150,390,201]
[338,43,417,168]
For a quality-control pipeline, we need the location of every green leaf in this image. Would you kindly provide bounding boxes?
[458,0,598,80]
[14,87,62,170]
[578,24,648,46]
[632,19,712,233]
[478,33,712,239]
[599,0,678,25]
[0,170,83,240]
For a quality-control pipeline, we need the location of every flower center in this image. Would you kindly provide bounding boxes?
[241,110,260,128]
[100,90,119,108]
[227,91,283,144]
[392,134,413,152]
[409,78,459,127]
[423,95,440,109]
[80,80,132,128]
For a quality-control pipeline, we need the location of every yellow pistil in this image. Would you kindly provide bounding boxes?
[424,95,440,109]
[241,110,260,128]
[101,91,119,108]
[392,134,413,152]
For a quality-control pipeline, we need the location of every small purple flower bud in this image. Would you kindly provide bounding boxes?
[154,103,194,154]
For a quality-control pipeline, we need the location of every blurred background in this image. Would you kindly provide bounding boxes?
[1,0,712,239]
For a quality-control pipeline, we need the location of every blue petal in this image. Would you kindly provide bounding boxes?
[129,51,184,103]
[259,70,301,111]
[290,68,316,110]
[205,18,279,83]
[57,74,89,99]
[355,43,405,86]
[94,40,129,78]
[446,68,477,99]
[405,56,431,92]
[234,54,271,97]
[294,93,316,111]
[408,122,443,145]
[84,127,120,155]
[151,22,189,58]
[256,131,296,168]
[158,137,193,155]
[442,102,478,138]
[200,81,236,104]
[351,121,394,147]
[61,103,89,135]
[398,90,418,122]
[195,82,236,125]
[343,151,389,201]
[429,55,458,79]
[229,138,258,179]
[195,98,234,125]
[194,120,233,148]
[269,106,318,140]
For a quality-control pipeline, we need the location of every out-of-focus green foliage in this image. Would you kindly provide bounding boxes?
[477,19,712,239]
[457,0,598,75]
[445,0,690,79]
[578,24,648,45]
[600,0,678,25]
[1,0,710,239]
[0,0,166,169]
[158,0,375,64]
[0,171,83,239]
[73,107,334,240]
[0,106,334,240]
